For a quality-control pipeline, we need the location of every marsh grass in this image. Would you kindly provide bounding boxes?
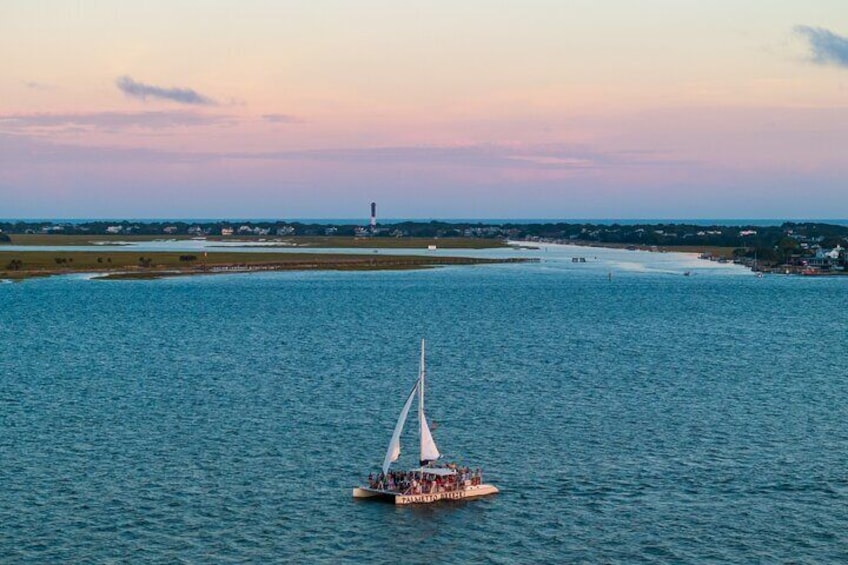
[0,250,528,280]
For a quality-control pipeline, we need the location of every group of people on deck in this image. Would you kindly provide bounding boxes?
[368,466,483,495]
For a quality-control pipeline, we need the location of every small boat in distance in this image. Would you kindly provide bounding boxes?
[352,340,499,505]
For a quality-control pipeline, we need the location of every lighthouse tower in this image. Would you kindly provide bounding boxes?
[370,202,377,230]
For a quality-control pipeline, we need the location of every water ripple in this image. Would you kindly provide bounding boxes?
[2,262,847,562]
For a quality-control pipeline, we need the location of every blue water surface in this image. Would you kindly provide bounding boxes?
[1,247,847,563]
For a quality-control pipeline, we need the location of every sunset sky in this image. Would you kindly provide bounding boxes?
[2,1,847,219]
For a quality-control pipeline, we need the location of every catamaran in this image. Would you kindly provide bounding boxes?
[352,339,499,505]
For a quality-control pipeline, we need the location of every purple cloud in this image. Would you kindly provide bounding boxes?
[206,143,652,170]
[116,75,217,105]
[24,81,53,90]
[262,113,302,124]
[0,111,234,132]
[0,134,633,171]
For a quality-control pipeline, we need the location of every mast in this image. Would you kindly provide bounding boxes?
[419,339,440,465]
[382,340,440,475]
[419,338,425,445]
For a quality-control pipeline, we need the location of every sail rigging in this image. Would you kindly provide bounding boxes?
[418,339,440,464]
[354,339,498,504]
[381,339,440,474]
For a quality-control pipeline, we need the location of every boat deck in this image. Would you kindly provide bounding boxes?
[352,483,499,505]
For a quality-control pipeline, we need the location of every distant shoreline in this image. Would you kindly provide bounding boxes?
[539,239,737,259]
[0,234,506,249]
[0,249,532,281]
[3,220,847,276]
[3,218,848,227]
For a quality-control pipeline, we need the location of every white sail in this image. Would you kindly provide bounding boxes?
[420,416,440,463]
[418,339,441,464]
[382,383,417,475]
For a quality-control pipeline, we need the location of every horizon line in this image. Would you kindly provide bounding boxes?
[3,217,848,224]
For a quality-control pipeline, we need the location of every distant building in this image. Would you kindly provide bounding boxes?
[816,245,842,260]
[221,227,234,236]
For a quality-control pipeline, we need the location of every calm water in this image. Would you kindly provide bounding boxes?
[2,246,847,563]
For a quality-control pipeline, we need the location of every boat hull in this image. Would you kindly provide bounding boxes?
[351,487,383,499]
[352,484,499,505]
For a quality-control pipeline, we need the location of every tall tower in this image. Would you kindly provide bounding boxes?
[370,202,376,228]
